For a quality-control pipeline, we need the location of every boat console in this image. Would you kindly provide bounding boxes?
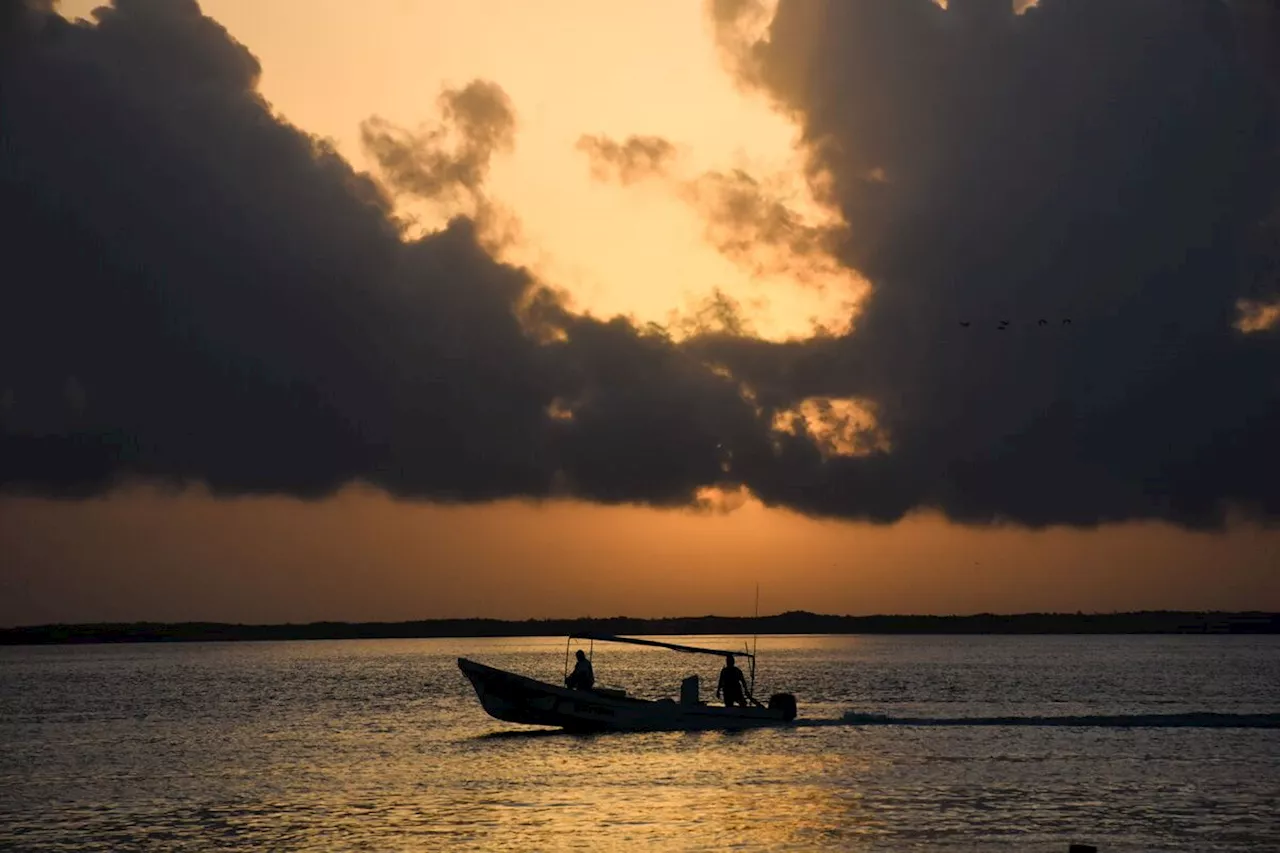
[767,693,797,721]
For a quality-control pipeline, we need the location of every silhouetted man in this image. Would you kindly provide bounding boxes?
[716,654,748,707]
[565,649,594,690]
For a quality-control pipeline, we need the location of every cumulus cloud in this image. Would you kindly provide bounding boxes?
[0,0,762,508]
[3,0,1279,532]
[359,80,524,249]
[706,0,775,84]
[705,0,1280,527]
[681,168,847,282]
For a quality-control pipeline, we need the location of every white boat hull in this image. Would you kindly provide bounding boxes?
[458,658,796,732]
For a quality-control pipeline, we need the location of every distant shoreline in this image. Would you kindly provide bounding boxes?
[1,611,1277,645]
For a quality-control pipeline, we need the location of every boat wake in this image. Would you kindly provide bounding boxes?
[468,711,1280,738]
[796,711,1280,729]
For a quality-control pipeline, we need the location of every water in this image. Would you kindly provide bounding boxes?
[2,634,1278,852]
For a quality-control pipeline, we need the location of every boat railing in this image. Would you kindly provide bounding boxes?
[567,632,756,659]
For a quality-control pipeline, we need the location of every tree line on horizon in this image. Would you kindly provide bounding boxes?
[2,611,1277,645]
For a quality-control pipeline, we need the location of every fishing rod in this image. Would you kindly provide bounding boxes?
[748,582,762,706]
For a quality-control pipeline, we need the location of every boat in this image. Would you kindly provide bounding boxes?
[457,633,798,732]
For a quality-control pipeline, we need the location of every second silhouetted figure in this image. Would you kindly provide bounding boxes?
[716,654,749,707]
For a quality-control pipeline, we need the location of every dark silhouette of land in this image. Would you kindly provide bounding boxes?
[1,611,1276,645]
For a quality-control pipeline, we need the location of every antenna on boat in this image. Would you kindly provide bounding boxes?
[749,582,760,699]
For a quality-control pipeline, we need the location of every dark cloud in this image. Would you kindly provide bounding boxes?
[539,314,770,505]
[682,168,846,281]
[4,0,1279,532]
[0,0,760,508]
[706,0,774,84]
[667,288,758,339]
[705,0,1280,527]
[576,133,677,185]
[360,80,516,229]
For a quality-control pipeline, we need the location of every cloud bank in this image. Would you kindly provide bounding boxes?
[0,0,757,508]
[701,0,1280,528]
[2,0,1278,530]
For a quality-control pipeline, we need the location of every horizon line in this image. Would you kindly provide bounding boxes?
[3,609,1278,634]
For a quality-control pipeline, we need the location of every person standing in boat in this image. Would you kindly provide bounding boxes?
[565,649,595,690]
[716,655,749,707]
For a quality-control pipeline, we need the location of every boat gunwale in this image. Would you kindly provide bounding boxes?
[459,657,656,706]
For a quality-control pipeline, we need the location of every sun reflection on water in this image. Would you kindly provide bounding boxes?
[2,636,1278,851]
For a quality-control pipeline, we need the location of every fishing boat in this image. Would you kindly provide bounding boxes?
[458,633,798,732]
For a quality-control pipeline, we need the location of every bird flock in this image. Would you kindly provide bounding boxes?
[958,319,1072,329]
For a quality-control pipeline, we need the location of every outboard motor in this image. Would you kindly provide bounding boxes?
[767,692,797,721]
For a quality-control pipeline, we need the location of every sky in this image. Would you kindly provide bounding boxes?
[2,0,1278,625]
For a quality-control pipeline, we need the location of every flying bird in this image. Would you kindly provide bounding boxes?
[954,317,1075,329]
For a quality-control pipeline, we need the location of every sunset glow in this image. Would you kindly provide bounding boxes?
[5,0,1279,625]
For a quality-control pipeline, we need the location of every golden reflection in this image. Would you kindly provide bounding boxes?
[449,741,868,850]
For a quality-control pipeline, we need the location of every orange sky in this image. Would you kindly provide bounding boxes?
[7,0,1277,625]
[3,485,1277,625]
[56,0,855,340]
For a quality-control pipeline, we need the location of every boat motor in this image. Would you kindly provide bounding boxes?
[767,692,797,721]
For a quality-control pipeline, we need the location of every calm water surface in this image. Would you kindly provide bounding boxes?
[2,635,1278,852]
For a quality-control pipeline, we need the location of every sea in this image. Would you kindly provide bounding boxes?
[1,634,1277,852]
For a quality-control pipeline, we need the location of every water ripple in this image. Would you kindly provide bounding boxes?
[1,635,1278,852]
